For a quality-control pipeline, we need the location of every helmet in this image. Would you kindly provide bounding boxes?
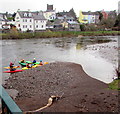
[40,60,42,62]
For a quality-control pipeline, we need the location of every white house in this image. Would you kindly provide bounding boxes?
[15,11,47,31]
[0,13,6,29]
[43,10,56,20]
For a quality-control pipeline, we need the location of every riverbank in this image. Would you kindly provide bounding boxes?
[3,62,118,112]
[1,31,120,39]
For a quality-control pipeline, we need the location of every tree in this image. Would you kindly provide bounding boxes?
[12,12,16,21]
[114,14,120,27]
[98,11,103,22]
[100,17,116,28]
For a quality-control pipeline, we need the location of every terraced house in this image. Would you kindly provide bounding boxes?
[15,10,47,31]
[78,11,100,24]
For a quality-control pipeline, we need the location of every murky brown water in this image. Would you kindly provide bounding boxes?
[1,36,118,84]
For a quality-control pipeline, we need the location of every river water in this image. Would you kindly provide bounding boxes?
[0,36,118,84]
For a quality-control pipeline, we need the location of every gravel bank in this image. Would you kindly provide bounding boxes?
[3,62,118,112]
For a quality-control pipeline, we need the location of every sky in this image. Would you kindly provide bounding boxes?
[0,0,119,16]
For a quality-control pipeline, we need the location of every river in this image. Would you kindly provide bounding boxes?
[0,36,118,84]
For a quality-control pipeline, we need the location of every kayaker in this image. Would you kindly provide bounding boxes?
[9,62,16,71]
[32,58,36,64]
[20,59,25,63]
[26,63,31,68]
[39,60,43,65]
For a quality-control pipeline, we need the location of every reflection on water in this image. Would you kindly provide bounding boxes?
[1,36,118,84]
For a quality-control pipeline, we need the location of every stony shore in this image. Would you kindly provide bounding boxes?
[3,62,118,113]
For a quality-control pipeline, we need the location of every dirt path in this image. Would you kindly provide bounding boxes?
[3,62,118,112]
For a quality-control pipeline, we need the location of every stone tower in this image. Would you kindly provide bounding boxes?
[47,4,53,11]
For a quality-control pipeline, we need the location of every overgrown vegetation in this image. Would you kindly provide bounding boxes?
[1,31,120,39]
[109,79,120,90]
[109,68,120,90]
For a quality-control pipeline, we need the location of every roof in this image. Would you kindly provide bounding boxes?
[54,19,63,25]
[82,11,99,15]
[0,18,4,21]
[33,14,46,20]
[17,11,46,20]
[0,13,7,20]
[18,11,32,18]
[56,8,77,20]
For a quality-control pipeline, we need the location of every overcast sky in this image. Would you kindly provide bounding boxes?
[0,0,119,16]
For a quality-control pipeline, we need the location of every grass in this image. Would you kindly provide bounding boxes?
[108,79,120,90]
[1,31,120,39]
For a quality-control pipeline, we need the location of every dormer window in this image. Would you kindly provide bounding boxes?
[29,13,32,17]
[24,13,27,17]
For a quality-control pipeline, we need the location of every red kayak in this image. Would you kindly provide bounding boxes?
[3,70,23,73]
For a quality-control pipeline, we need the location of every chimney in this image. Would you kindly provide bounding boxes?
[28,9,31,12]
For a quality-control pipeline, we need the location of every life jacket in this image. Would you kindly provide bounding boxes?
[10,63,14,67]
[40,62,43,65]
[33,60,36,63]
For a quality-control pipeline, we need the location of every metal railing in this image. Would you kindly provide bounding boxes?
[0,85,22,114]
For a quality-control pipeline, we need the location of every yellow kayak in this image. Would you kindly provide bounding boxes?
[4,66,20,69]
[33,62,49,67]
[22,62,49,70]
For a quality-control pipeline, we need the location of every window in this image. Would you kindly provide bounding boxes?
[18,24,20,27]
[29,13,32,17]
[24,13,27,17]
[36,20,38,23]
[30,19,32,22]
[23,25,24,28]
[30,25,32,28]
[23,19,24,22]
[25,19,27,22]
[36,25,38,28]
[17,17,19,19]
[41,25,43,28]
[26,25,27,28]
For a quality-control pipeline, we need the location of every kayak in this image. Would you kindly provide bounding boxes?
[26,61,49,65]
[32,62,40,65]
[19,61,33,65]
[18,61,26,66]
[4,66,20,69]
[25,61,33,64]
[3,70,23,73]
[22,62,49,70]
[22,65,37,70]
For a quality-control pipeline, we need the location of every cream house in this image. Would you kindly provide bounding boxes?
[15,10,47,31]
[43,4,56,20]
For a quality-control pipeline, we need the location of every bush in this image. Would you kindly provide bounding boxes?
[80,24,86,31]
[85,24,98,31]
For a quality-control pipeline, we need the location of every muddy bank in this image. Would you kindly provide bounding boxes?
[3,62,118,112]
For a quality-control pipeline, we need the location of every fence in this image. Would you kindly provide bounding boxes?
[0,85,22,114]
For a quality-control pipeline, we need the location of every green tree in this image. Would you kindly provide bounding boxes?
[114,14,120,27]
[100,17,116,28]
